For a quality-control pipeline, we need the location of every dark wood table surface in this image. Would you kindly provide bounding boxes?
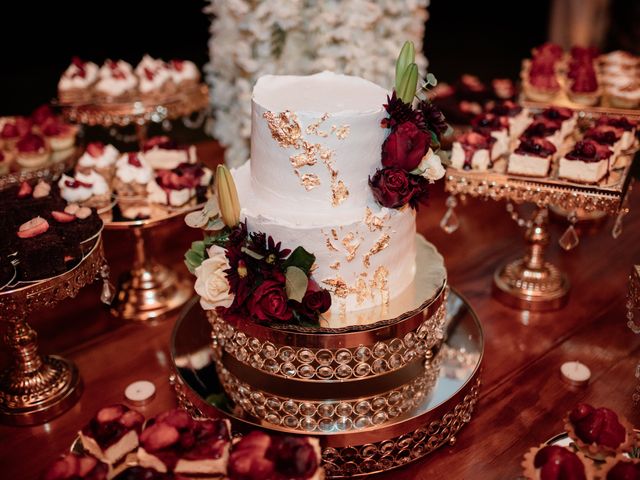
[1,140,638,479]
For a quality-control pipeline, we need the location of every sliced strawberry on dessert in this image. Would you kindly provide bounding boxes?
[170,59,184,71]
[127,152,143,167]
[155,408,193,430]
[143,67,155,81]
[17,217,49,239]
[140,422,180,452]
[15,116,34,137]
[52,211,76,223]
[17,181,33,198]
[86,142,105,158]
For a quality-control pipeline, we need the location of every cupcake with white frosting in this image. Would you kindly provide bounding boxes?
[77,142,119,181]
[95,60,138,101]
[58,171,111,209]
[135,55,175,101]
[168,59,200,87]
[114,152,153,198]
[58,57,99,103]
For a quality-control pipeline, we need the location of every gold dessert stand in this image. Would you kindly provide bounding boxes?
[0,236,106,425]
[105,203,202,322]
[444,149,635,311]
[56,84,210,146]
[0,145,81,190]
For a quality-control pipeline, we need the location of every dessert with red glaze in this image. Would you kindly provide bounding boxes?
[58,57,99,103]
[228,431,324,480]
[487,100,531,138]
[31,105,57,128]
[41,120,78,151]
[470,113,510,159]
[508,137,557,177]
[137,409,231,476]
[520,119,563,149]
[450,131,496,171]
[597,116,637,150]
[522,445,591,480]
[565,403,634,456]
[79,404,145,465]
[568,66,601,106]
[147,163,212,207]
[525,58,561,102]
[142,136,197,170]
[601,458,640,480]
[41,452,109,480]
[583,125,624,155]
[15,132,50,168]
[534,107,577,139]
[533,42,564,62]
[559,140,614,183]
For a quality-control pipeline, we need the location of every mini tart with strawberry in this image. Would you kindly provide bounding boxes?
[523,66,561,102]
[147,163,212,207]
[114,152,154,198]
[600,456,640,480]
[567,68,602,107]
[228,431,324,480]
[15,133,50,168]
[41,452,109,480]
[0,121,21,150]
[137,409,231,476]
[135,56,176,102]
[521,444,594,480]
[41,120,78,152]
[565,403,636,459]
[95,60,138,102]
[58,171,111,210]
[79,404,145,465]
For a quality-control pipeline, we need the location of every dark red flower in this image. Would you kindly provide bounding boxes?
[381,121,430,171]
[369,167,428,209]
[417,100,448,141]
[247,280,292,323]
[381,91,418,130]
[300,280,331,317]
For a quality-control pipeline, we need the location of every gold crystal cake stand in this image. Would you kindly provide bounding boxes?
[0,236,106,425]
[169,289,483,477]
[105,203,202,322]
[0,146,80,190]
[445,146,636,311]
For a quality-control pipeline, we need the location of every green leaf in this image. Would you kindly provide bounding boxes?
[282,246,316,275]
[398,63,418,103]
[191,240,205,256]
[285,266,308,303]
[395,41,415,92]
[425,72,438,87]
[241,247,264,260]
[206,392,231,412]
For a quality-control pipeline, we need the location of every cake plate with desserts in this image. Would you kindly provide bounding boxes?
[444,141,636,311]
[105,200,205,322]
[0,145,81,190]
[169,281,483,478]
[56,84,210,147]
[0,231,107,425]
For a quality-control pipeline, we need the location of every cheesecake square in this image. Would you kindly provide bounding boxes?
[487,100,532,139]
[535,106,576,140]
[508,137,557,177]
[558,140,613,183]
[450,131,496,171]
[597,115,637,151]
[520,119,563,149]
[471,113,510,159]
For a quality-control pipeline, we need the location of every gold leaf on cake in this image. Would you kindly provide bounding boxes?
[362,234,390,268]
[355,275,371,305]
[290,141,320,168]
[332,180,349,206]
[341,232,361,262]
[329,261,341,270]
[306,113,330,137]
[325,238,339,252]
[331,124,351,140]
[364,207,385,232]
[331,229,339,241]
[322,276,349,298]
[296,172,321,191]
[263,110,302,148]
[371,266,390,306]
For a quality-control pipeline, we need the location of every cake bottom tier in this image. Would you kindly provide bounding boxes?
[233,162,417,313]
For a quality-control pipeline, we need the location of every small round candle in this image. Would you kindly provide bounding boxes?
[124,380,156,406]
[560,361,591,387]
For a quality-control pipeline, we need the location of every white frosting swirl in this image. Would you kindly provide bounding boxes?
[99,60,133,79]
[116,153,153,184]
[95,74,137,97]
[58,174,93,203]
[168,60,199,84]
[78,144,119,169]
[76,170,110,196]
[58,62,98,90]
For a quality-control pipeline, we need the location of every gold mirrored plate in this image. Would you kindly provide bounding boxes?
[170,289,483,477]
[0,236,106,425]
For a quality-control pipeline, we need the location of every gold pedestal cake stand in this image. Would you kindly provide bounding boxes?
[0,146,80,190]
[444,146,636,311]
[56,84,209,146]
[0,235,106,425]
[105,203,201,322]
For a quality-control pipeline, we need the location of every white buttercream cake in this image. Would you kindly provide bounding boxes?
[232,71,418,313]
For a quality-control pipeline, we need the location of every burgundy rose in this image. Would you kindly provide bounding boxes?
[247,280,292,322]
[300,280,331,316]
[369,167,414,209]
[381,121,430,171]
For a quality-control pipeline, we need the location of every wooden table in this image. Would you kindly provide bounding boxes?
[1,141,638,479]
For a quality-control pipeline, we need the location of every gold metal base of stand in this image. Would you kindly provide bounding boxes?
[0,354,82,426]
[492,207,570,311]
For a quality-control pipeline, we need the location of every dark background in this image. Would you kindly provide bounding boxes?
[1,0,637,116]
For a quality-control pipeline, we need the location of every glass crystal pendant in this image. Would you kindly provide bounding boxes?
[440,196,459,234]
[558,225,579,251]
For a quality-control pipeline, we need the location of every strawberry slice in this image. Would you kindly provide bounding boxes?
[17,182,33,198]
[86,142,105,158]
[140,422,180,452]
[52,211,76,223]
[127,152,142,167]
[17,217,49,238]
[96,404,126,424]
[119,409,144,429]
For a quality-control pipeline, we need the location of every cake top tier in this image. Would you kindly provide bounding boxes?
[253,71,388,115]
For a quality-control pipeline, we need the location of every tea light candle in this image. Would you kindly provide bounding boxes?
[560,361,591,387]
[125,380,156,406]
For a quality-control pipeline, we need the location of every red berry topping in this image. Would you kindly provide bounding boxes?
[606,460,640,480]
[584,126,621,146]
[86,142,105,157]
[459,131,496,148]
[52,211,76,223]
[16,133,46,153]
[42,121,70,137]
[269,436,318,479]
[597,116,636,131]
[471,113,509,133]
[143,67,155,81]
[1,122,20,139]
[170,59,184,71]
[31,105,55,126]
[127,152,142,167]
[515,137,557,157]
[566,140,613,162]
[142,135,176,151]
[64,178,93,189]
[533,446,586,480]
[228,431,274,479]
[488,100,522,117]
[17,181,33,198]
[140,422,180,452]
[521,119,560,139]
[17,217,50,239]
[569,403,627,448]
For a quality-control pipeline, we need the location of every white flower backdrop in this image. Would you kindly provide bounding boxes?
[205,0,430,166]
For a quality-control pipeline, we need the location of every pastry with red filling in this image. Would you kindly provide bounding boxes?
[520,119,563,149]
[41,452,109,480]
[137,409,231,476]
[583,125,624,156]
[15,133,50,168]
[508,137,557,177]
[524,54,561,102]
[534,107,576,140]
[597,116,637,151]
[521,445,593,480]
[559,140,614,183]
[565,403,635,457]
[470,113,510,159]
[228,431,324,480]
[601,457,640,480]
[450,131,496,171]
[567,65,601,106]
[79,404,145,465]
[487,100,531,139]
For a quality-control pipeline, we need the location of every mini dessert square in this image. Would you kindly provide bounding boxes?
[583,125,624,157]
[508,137,557,177]
[142,136,197,170]
[520,118,563,149]
[79,404,145,465]
[487,100,531,139]
[228,431,324,480]
[534,107,576,140]
[137,409,231,476]
[450,131,496,171]
[41,452,109,480]
[16,217,67,280]
[58,57,99,104]
[597,116,637,151]
[114,153,154,198]
[135,55,175,101]
[470,113,510,159]
[147,163,212,207]
[558,140,613,183]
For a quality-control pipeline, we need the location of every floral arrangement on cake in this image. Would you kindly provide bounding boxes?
[205,0,430,167]
[369,41,449,210]
[185,166,331,325]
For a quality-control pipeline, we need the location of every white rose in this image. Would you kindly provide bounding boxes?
[416,149,446,182]
[194,245,234,310]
